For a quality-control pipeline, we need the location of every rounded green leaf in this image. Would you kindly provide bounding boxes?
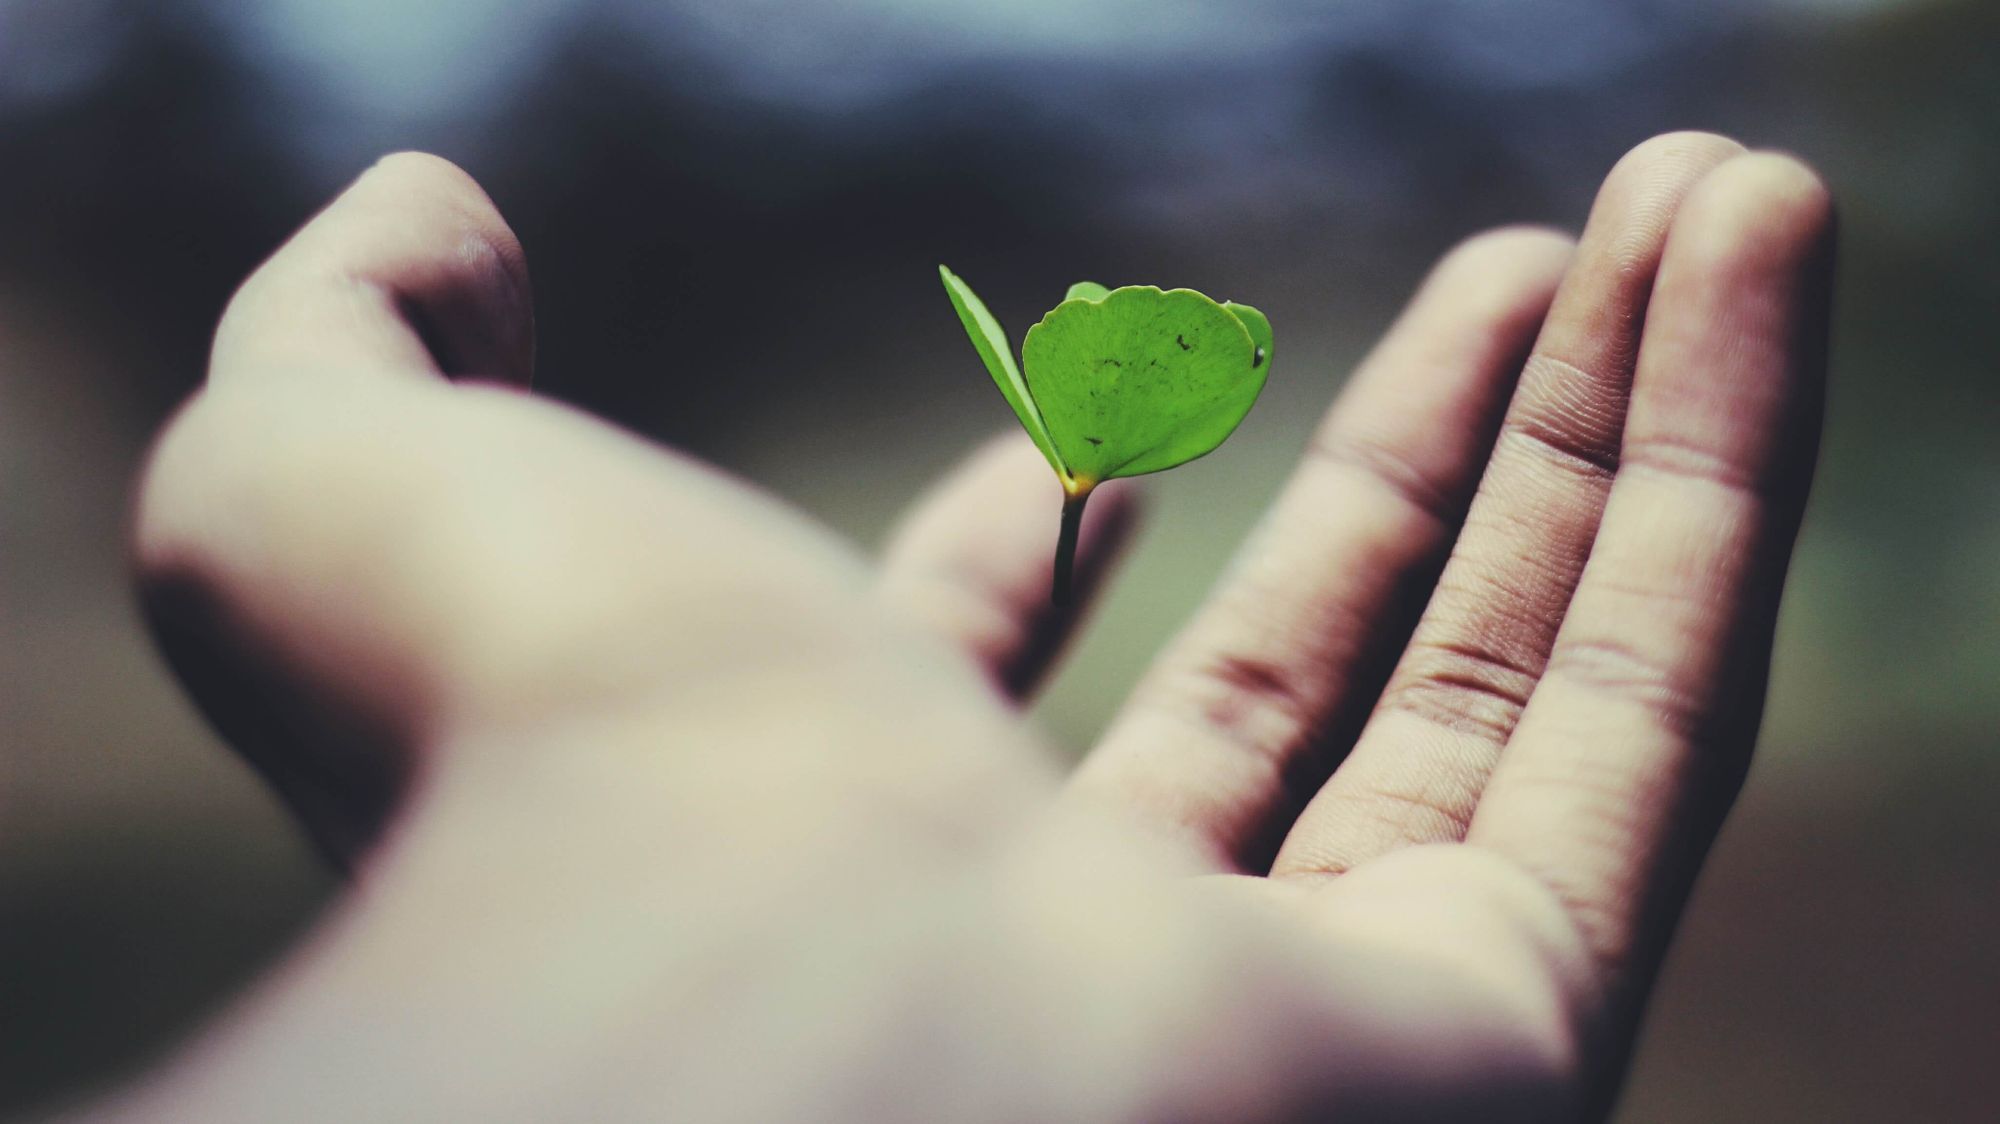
[1064,280,1111,303]
[1223,301,1273,371]
[1021,286,1270,484]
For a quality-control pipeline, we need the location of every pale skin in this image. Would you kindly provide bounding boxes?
[81,130,1831,1122]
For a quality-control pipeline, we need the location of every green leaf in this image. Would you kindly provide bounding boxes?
[938,265,1064,476]
[939,269,1274,606]
[1021,286,1271,483]
[1223,301,1272,372]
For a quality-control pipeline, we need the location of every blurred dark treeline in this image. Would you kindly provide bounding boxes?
[1,1,1995,1120]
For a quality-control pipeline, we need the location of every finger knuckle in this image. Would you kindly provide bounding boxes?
[1381,638,1541,741]
[1146,647,1323,769]
[1544,633,1711,741]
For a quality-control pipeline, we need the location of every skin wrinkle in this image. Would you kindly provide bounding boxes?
[1411,544,1579,662]
[1617,436,1769,494]
[1297,762,1484,863]
[1383,637,1542,740]
[1540,636,1714,744]
[1499,356,1628,480]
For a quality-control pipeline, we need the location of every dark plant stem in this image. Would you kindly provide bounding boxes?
[1053,489,1090,607]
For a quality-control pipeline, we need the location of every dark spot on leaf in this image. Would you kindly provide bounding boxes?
[1253,347,1266,368]
[1085,436,1103,446]
[1099,357,1122,368]
[1176,334,1192,351]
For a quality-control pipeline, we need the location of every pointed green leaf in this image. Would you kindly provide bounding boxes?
[1064,280,1110,303]
[1021,286,1270,483]
[939,265,1064,475]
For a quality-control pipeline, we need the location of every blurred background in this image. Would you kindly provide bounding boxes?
[1,0,1994,1119]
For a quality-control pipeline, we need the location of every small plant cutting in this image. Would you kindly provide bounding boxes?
[939,265,1273,605]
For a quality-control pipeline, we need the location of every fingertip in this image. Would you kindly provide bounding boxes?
[1576,131,1749,280]
[359,151,485,198]
[355,152,531,281]
[212,151,536,388]
[1673,151,1837,274]
[1440,225,1577,275]
[1425,225,1577,325]
[1603,130,1749,189]
[1628,152,1837,495]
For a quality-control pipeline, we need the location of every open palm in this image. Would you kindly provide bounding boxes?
[112,132,1831,1123]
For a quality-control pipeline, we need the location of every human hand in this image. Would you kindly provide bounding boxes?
[106,132,1831,1122]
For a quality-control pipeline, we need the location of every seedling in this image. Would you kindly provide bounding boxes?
[939,265,1273,605]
